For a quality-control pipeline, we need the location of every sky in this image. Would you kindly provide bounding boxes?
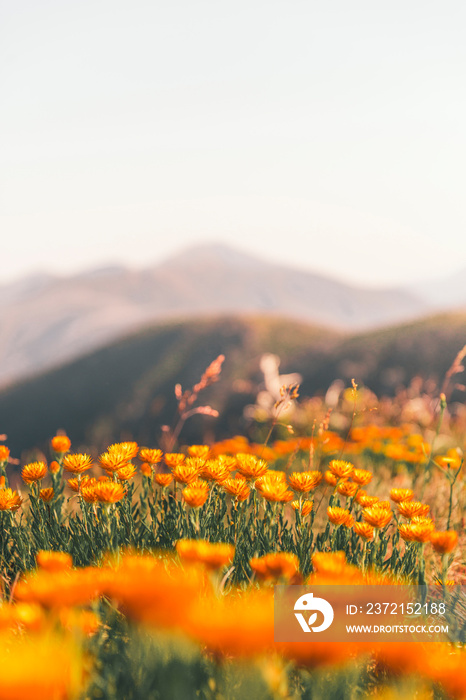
[2,0,466,288]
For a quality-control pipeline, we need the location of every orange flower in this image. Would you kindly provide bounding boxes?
[176,539,234,570]
[250,552,299,581]
[182,486,208,508]
[398,501,430,519]
[389,488,414,503]
[312,551,347,575]
[140,462,152,477]
[328,460,354,479]
[351,469,372,485]
[154,473,173,487]
[256,476,294,503]
[353,522,374,540]
[171,463,201,485]
[355,491,379,507]
[22,461,47,484]
[362,505,392,529]
[399,519,435,543]
[223,477,250,501]
[324,471,348,486]
[93,481,126,504]
[288,471,322,492]
[116,464,137,481]
[81,483,98,503]
[164,453,185,467]
[186,589,275,657]
[291,500,314,516]
[200,459,230,482]
[36,550,73,572]
[138,448,163,464]
[59,608,100,636]
[327,506,354,527]
[235,454,269,480]
[39,488,54,502]
[63,453,93,474]
[187,445,210,459]
[430,530,458,554]
[0,445,10,463]
[51,435,71,454]
[99,450,129,473]
[337,481,359,498]
[108,441,139,460]
[0,488,22,511]
[50,460,61,474]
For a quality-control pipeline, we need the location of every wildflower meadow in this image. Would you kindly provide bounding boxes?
[0,352,465,699]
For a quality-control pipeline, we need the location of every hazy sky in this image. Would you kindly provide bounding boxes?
[2,1,466,287]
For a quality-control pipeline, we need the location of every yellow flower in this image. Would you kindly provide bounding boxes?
[430,530,458,554]
[328,459,354,479]
[63,453,93,474]
[93,481,126,504]
[176,539,234,570]
[39,488,54,502]
[362,505,393,529]
[22,461,47,484]
[353,522,374,540]
[0,487,22,511]
[182,486,208,508]
[288,471,322,492]
[51,434,71,453]
[235,454,269,480]
[327,506,354,527]
[138,448,163,464]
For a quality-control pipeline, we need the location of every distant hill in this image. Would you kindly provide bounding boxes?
[1,311,466,461]
[0,243,428,389]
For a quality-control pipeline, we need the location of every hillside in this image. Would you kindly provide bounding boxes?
[1,311,466,462]
[0,243,428,389]
[0,315,338,459]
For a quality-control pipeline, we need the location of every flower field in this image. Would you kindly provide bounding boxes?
[0,357,465,699]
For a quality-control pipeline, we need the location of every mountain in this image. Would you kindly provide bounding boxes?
[1,311,465,461]
[0,244,428,388]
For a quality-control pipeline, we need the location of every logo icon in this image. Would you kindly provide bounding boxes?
[294,592,334,632]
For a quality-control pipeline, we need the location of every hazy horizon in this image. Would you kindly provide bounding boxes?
[3,1,466,287]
